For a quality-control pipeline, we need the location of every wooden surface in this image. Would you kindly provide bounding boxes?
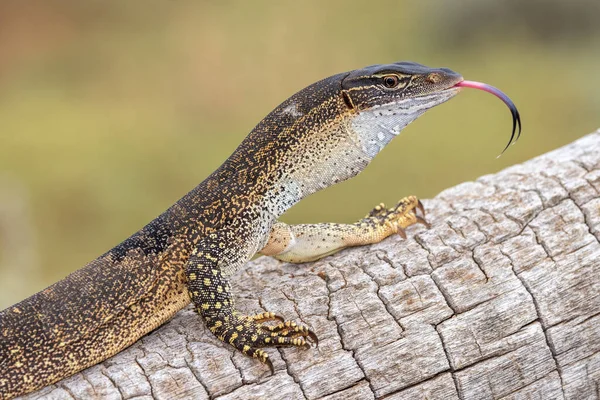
[21,131,600,400]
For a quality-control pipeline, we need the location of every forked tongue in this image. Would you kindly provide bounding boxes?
[454,80,521,157]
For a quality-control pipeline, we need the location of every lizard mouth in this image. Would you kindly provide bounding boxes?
[454,80,522,156]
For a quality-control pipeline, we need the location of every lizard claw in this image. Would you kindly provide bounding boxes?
[397,227,407,240]
[266,356,275,375]
[416,215,431,229]
[306,330,319,347]
[416,200,426,217]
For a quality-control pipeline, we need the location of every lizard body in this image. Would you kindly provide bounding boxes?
[0,62,517,399]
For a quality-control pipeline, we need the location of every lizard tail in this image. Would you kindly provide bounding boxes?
[0,240,190,399]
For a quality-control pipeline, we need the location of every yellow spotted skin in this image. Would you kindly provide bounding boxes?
[0,61,464,399]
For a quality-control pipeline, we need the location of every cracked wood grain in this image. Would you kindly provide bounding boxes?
[19,130,600,400]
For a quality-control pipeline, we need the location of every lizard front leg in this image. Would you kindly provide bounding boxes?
[185,241,316,373]
[260,196,428,263]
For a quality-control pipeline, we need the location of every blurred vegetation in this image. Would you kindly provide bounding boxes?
[1,0,599,308]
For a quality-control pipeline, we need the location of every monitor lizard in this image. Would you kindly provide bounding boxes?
[0,61,520,399]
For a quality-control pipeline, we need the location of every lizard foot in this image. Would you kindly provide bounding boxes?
[362,195,429,239]
[209,314,317,374]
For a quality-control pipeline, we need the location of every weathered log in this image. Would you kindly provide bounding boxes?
[20,131,600,400]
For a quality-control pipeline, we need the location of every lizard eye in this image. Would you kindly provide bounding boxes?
[383,75,400,88]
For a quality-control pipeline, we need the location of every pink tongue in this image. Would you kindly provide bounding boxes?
[454,80,521,155]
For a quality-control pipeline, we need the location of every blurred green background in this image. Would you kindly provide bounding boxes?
[1,0,599,308]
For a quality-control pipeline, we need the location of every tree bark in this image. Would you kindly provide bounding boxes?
[21,131,600,400]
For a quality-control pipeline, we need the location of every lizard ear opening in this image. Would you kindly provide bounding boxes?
[341,90,355,110]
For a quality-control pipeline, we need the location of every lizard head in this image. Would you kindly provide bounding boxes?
[341,61,464,110]
[340,61,521,157]
[340,61,464,158]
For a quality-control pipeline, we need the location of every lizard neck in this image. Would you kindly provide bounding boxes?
[211,72,370,220]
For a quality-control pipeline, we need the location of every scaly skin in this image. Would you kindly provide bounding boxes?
[0,62,465,399]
